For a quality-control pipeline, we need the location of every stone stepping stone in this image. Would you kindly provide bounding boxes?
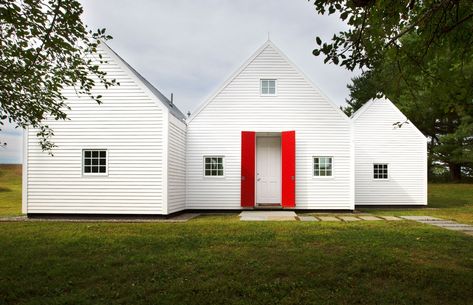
[318,216,341,222]
[401,215,473,236]
[339,216,361,222]
[266,216,297,221]
[378,216,402,221]
[239,211,297,221]
[400,216,443,221]
[358,215,382,221]
[298,216,319,222]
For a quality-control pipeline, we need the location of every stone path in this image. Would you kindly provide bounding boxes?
[239,211,402,222]
[400,216,473,236]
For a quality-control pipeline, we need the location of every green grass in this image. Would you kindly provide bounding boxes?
[0,165,472,304]
[362,183,473,225]
[0,164,22,216]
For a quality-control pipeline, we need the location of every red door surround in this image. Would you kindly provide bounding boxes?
[281,131,296,208]
[240,130,295,208]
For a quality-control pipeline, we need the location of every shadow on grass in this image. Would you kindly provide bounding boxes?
[0,187,11,192]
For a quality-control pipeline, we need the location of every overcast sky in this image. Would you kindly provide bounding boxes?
[0,0,359,164]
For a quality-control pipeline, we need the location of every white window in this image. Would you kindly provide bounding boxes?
[261,79,276,95]
[204,156,224,176]
[83,149,107,174]
[314,157,332,176]
[373,163,388,179]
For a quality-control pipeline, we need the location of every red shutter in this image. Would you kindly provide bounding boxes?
[281,131,296,208]
[241,131,256,207]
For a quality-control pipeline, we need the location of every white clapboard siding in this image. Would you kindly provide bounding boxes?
[186,41,354,210]
[25,43,170,214]
[167,115,187,213]
[353,98,427,205]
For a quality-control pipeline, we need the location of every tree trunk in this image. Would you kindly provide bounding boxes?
[449,163,462,182]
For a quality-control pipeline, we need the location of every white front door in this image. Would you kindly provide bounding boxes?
[256,136,281,204]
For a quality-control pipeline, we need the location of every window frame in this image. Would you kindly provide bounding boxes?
[82,149,108,176]
[260,79,277,96]
[373,163,389,180]
[203,156,225,178]
[313,156,334,178]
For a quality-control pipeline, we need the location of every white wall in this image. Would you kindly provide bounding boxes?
[353,99,427,205]
[186,42,353,210]
[24,46,168,214]
[167,115,187,213]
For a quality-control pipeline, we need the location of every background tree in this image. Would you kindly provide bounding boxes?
[0,0,116,151]
[343,32,473,181]
[311,0,473,181]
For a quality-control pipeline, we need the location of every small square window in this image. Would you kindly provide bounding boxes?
[261,79,276,95]
[314,157,332,176]
[204,156,224,176]
[83,150,107,175]
[373,163,388,179]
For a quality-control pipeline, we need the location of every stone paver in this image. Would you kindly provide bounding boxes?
[378,216,402,221]
[318,216,341,222]
[400,216,442,221]
[239,211,297,221]
[358,215,382,221]
[298,216,319,222]
[401,216,473,236]
[339,216,361,222]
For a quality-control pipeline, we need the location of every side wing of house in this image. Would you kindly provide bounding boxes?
[353,98,427,206]
[23,43,178,215]
[167,115,187,213]
[186,41,353,210]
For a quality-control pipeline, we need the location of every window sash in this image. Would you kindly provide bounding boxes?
[314,157,332,176]
[373,163,388,179]
[83,150,107,174]
[204,157,224,176]
[261,79,276,95]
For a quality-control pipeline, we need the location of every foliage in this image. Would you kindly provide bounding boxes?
[0,0,116,151]
[312,0,473,180]
[343,31,473,180]
[311,0,473,71]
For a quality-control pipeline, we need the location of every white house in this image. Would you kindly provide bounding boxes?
[22,40,427,215]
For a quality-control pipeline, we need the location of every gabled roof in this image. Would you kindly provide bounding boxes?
[351,97,427,139]
[101,42,187,121]
[188,39,349,123]
[349,99,376,121]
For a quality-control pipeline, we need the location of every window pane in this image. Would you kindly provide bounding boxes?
[100,151,106,158]
[217,170,224,176]
[205,170,211,176]
[92,151,98,158]
[99,166,106,173]
[84,166,91,173]
[91,166,98,173]
[100,159,106,165]
[85,159,91,165]
[85,151,91,158]
[92,159,98,165]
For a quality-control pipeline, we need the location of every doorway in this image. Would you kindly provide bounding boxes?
[256,136,281,206]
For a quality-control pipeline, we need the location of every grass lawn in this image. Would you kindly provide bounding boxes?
[363,183,473,225]
[0,164,22,216]
[0,165,472,304]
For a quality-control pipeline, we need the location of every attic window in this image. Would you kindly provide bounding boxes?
[261,79,276,95]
